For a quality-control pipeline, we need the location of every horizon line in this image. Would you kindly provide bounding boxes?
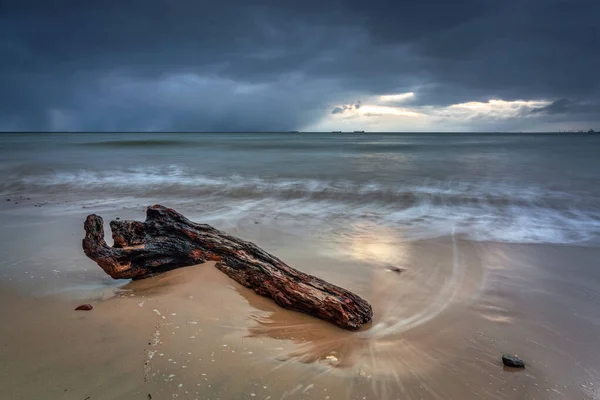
[0,130,597,134]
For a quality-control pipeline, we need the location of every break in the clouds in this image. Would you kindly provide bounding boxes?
[1,0,599,132]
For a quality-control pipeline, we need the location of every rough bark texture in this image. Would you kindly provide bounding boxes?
[82,205,373,330]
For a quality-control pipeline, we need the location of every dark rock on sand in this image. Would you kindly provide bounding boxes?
[75,304,93,311]
[387,266,405,273]
[6,199,10,201]
[502,354,525,368]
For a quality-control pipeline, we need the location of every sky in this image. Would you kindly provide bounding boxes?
[1,0,599,132]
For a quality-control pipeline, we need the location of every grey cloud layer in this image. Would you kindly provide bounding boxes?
[1,0,599,131]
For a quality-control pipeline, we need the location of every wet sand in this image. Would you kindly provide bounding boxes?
[1,207,600,399]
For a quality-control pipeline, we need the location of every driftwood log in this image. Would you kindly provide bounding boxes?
[82,205,373,330]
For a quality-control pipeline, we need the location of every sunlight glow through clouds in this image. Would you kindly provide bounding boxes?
[378,92,416,103]
[442,99,552,119]
[313,95,553,131]
[359,105,424,118]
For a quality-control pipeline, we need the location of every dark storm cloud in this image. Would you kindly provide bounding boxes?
[531,99,600,116]
[531,99,574,115]
[331,103,361,114]
[1,0,599,131]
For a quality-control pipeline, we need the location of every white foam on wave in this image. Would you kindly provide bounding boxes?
[182,194,600,245]
[2,165,582,202]
[3,166,600,245]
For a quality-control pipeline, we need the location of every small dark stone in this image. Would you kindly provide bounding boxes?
[502,354,525,368]
[254,221,259,224]
[26,198,31,200]
[116,217,120,220]
[75,304,93,311]
[6,199,10,201]
[386,266,405,273]
[148,395,152,400]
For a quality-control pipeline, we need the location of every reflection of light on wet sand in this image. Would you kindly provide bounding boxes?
[329,224,478,339]
[240,233,486,399]
[348,231,404,266]
[369,230,470,338]
[335,222,409,267]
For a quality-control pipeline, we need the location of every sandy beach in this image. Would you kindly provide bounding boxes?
[1,202,600,399]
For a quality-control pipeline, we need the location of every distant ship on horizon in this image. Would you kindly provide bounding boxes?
[354,130,365,133]
[558,128,596,134]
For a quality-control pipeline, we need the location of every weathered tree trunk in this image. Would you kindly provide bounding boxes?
[82,205,373,330]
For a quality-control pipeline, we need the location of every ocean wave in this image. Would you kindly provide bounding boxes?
[0,165,580,203]
[2,165,599,245]
[76,139,193,148]
[71,138,536,152]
